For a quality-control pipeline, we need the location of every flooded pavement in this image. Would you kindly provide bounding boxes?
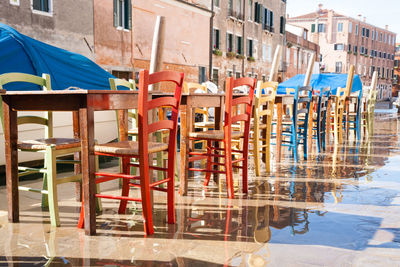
[1,115,400,266]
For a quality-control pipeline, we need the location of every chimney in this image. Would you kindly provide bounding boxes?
[318,3,323,10]
[363,17,366,22]
[358,14,362,20]
[385,25,389,30]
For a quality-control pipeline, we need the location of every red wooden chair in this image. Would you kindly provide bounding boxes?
[188,77,256,198]
[78,70,184,235]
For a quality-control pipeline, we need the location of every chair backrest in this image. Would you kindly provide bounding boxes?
[293,85,313,127]
[224,77,256,134]
[254,81,278,123]
[345,64,355,97]
[138,69,184,164]
[316,87,331,127]
[368,71,378,114]
[286,88,295,95]
[109,78,137,136]
[183,82,209,122]
[0,72,52,137]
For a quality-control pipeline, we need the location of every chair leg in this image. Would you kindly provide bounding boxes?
[224,139,234,199]
[95,152,102,212]
[265,121,272,173]
[242,137,249,194]
[204,140,213,186]
[253,126,261,176]
[46,146,60,227]
[41,156,49,209]
[167,151,175,224]
[292,124,298,162]
[118,157,131,214]
[139,158,154,236]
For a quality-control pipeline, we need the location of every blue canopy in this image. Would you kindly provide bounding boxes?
[0,23,114,91]
[277,73,363,95]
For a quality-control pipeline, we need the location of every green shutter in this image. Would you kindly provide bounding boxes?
[126,0,132,29]
[270,10,273,27]
[254,3,257,22]
[113,0,118,27]
[311,24,315,32]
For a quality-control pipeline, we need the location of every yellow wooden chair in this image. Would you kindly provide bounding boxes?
[251,81,278,175]
[0,72,86,226]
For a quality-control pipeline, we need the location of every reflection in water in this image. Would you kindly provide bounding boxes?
[1,117,400,265]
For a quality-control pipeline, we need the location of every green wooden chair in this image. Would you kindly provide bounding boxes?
[0,72,86,227]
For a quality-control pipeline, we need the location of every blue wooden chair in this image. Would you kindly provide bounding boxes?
[281,85,313,161]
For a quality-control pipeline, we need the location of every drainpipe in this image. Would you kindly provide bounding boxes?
[209,0,214,81]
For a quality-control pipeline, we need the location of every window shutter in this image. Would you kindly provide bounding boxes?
[126,0,132,29]
[216,30,220,49]
[311,24,315,33]
[254,3,257,22]
[270,10,273,27]
[261,7,265,28]
[113,0,118,27]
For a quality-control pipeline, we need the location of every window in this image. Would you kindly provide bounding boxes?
[262,75,266,82]
[280,16,285,34]
[348,44,352,52]
[247,39,253,57]
[334,43,344,50]
[318,23,325,33]
[383,52,386,59]
[355,24,359,35]
[268,45,272,62]
[113,0,132,30]
[311,24,315,33]
[227,70,233,77]
[248,0,252,20]
[365,48,368,55]
[380,33,383,41]
[349,22,352,33]
[362,27,365,37]
[236,36,243,54]
[360,46,364,54]
[236,0,242,19]
[335,62,342,73]
[212,68,219,86]
[293,50,297,67]
[338,22,343,32]
[213,28,220,49]
[286,48,290,65]
[303,30,307,40]
[198,66,207,83]
[10,0,19,6]
[384,33,387,43]
[33,0,51,12]
[254,2,262,23]
[236,72,241,78]
[226,32,233,52]
[389,35,391,45]
[228,0,233,16]
[262,44,266,62]
[382,67,385,78]
[376,31,378,41]
[366,29,370,38]
[353,45,358,53]
[214,0,220,7]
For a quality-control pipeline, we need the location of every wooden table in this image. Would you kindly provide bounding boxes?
[1,90,140,236]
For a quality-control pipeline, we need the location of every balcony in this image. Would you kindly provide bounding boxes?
[227,10,244,22]
[263,24,274,33]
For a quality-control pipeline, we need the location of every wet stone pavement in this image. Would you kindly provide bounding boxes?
[1,115,400,266]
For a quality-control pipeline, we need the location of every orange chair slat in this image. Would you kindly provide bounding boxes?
[148,97,178,110]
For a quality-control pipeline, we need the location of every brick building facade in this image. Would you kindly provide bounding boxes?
[288,4,396,100]
[394,44,400,97]
[210,0,287,88]
[284,25,320,80]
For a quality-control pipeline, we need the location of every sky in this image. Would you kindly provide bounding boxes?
[286,0,399,40]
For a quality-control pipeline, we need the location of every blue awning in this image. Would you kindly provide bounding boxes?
[277,73,363,95]
[0,23,114,91]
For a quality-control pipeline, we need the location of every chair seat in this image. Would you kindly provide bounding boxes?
[18,138,81,150]
[94,140,168,155]
[189,130,243,140]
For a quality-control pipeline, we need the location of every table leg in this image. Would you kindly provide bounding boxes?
[73,111,82,202]
[179,104,191,196]
[3,101,19,222]
[79,107,96,235]
[276,102,283,162]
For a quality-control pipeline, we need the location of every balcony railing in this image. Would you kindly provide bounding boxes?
[263,24,274,33]
[227,10,244,21]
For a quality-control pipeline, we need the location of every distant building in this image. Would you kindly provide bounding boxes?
[288,4,396,100]
[210,0,287,88]
[393,44,400,97]
[284,24,320,80]
[94,0,211,89]
[0,0,94,59]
